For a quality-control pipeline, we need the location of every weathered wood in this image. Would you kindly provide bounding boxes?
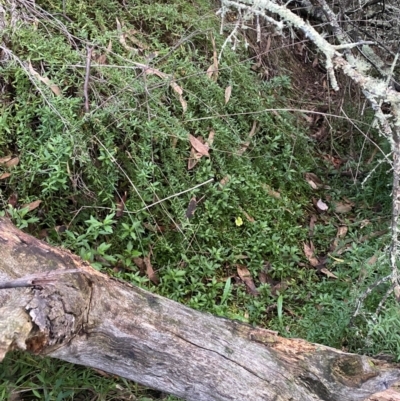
[0,217,399,401]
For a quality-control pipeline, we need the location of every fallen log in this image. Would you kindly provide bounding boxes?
[0,217,399,401]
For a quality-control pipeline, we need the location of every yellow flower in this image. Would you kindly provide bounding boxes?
[235,216,243,226]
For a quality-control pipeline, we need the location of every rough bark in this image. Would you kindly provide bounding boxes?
[0,217,399,401]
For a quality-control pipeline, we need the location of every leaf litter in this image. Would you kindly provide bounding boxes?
[316,198,328,212]
[333,200,353,214]
[188,132,212,170]
[0,156,19,168]
[304,172,330,190]
[185,197,197,219]
[237,121,258,156]
[22,200,42,212]
[132,248,159,285]
[116,191,128,218]
[28,63,61,96]
[303,241,337,279]
[206,34,219,81]
[224,85,232,104]
[0,173,11,180]
[189,134,210,157]
[132,61,187,112]
[236,265,259,296]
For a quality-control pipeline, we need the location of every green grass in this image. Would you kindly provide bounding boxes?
[0,0,397,399]
[1,352,181,401]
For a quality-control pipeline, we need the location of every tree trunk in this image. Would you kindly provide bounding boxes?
[0,217,399,401]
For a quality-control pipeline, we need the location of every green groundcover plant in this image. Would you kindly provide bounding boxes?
[0,0,397,399]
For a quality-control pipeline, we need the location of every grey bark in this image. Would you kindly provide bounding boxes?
[0,217,399,401]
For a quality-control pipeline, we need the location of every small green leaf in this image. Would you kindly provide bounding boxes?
[221,277,231,305]
[277,294,283,325]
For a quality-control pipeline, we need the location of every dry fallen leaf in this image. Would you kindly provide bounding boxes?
[28,62,61,96]
[242,210,255,222]
[206,34,219,81]
[303,113,314,124]
[116,18,139,54]
[336,225,348,238]
[310,126,329,142]
[322,154,344,169]
[2,157,20,168]
[189,134,209,157]
[206,129,215,147]
[133,257,146,273]
[170,81,187,112]
[224,85,232,104]
[0,155,12,164]
[360,219,370,229]
[125,29,149,50]
[96,40,112,64]
[258,271,268,284]
[265,35,272,53]
[0,172,11,180]
[219,176,230,187]
[187,148,203,170]
[116,191,127,218]
[303,248,337,278]
[206,64,217,79]
[303,242,319,267]
[331,225,348,251]
[238,121,258,155]
[8,193,18,208]
[37,229,49,239]
[237,265,259,296]
[144,255,160,285]
[320,267,338,279]
[187,134,209,170]
[270,281,289,296]
[238,206,255,222]
[309,214,317,236]
[261,183,281,199]
[304,172,323,190]
[333,201,353,214]
[55,225,67,234]
[185,197,197,219]
[316,198,329,212]
[131,61,187,112]
[22,199,42,212]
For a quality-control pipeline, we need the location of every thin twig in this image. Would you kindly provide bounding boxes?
[69,178,215,219]
[83,45,93,113]
[352,274,391,321]
[218,12,241,62]
[136,178,214,212]
[374,283,395,319]
[0,46,68,127]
